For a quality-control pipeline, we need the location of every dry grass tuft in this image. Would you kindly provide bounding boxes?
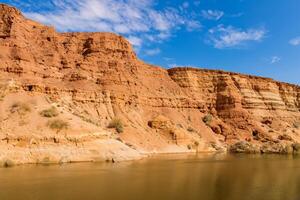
[108,118,124,133]
[10,102,31,115]
[40,106,59,118]
[294,122,300,129]
[47,119,69,132]
[202,114,212,125]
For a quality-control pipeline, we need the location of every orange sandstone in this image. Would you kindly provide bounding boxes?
[0,4,299,165]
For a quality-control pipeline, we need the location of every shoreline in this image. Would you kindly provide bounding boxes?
[2,144,300,168]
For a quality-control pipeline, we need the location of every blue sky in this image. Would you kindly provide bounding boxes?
[3,0,300,84]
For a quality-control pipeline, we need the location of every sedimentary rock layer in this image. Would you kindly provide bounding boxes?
[0,4,299,165]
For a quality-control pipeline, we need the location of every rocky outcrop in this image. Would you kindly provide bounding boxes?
[167,68,300,113]
[229,141,260,154]
[0,4,299,165]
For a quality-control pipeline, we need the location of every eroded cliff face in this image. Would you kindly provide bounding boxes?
[168,68,300,141]
[0,4,300,165]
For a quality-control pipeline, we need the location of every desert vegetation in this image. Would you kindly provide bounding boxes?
[294,122,300,129]
[10,102,31,115]
[40,106,59,118]
[108,118,124,133]
[202,114,212,125]
[47,119,69,133]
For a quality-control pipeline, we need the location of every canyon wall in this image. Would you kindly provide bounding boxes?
[0,4,300,165]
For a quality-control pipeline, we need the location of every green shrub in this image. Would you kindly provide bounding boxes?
[202,114,212,125]
[47,119,69,132]
[10,102,31,115]
[40,106,59,118]
[108,118,124,133]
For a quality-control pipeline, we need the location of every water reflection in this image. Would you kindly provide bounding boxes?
[0,154,300,200]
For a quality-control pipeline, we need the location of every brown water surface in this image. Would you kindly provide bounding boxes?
[1,154,300,200]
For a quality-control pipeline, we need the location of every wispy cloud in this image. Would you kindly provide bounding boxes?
[144,48,161,56]
[201,10,224,20]
[127,36,142,47]
[167,63,195,69]
[270,56,281,64]
[289,37,300,46]
[186,21,202,31]
[163,57,174,62]
[207,25,266,49]
[230,12,244,18]
[167,63,179,68]
[23,0,201,48]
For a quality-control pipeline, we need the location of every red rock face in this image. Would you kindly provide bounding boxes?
[0,4,300,164]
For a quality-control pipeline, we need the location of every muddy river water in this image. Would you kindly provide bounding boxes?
[1,153,300,200]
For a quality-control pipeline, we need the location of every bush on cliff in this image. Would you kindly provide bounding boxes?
[40,106,59,118]
[10,102,31,115]
[108,118,124,133]
[202,114,212,125]
[47,119,69,133]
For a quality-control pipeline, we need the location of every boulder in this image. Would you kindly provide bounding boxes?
[278,134,293,141]
[260,142,293,154]
[148,115,173,129]
[292,143,300,154]
[229,141,260,153]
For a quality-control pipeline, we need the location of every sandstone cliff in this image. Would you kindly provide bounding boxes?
[0,4,299,165]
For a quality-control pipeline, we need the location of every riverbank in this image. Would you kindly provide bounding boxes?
[2,139,300,168]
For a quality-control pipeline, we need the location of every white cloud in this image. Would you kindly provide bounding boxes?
[168,63,179,68]
[24,0,201,48]
[186,21,202,32]
[208,25,266,49]
[167,63,195,68]
[201,10,224,20]
[149,10,173,31]
[127,36,142,47]
[289,37,300,46]
[144,48,161,56]
[270,56,281,64]
[163,57,174,62]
